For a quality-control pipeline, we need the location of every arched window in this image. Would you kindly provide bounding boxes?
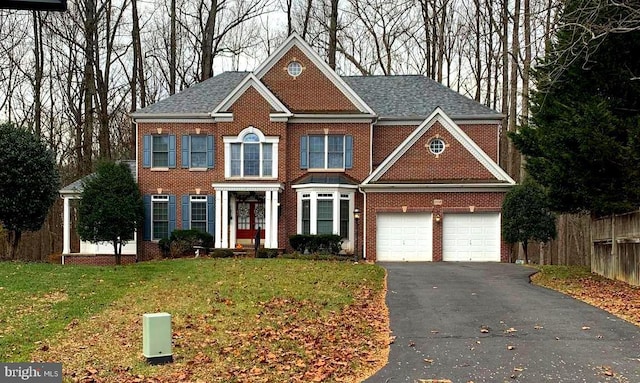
[225,127,278,178]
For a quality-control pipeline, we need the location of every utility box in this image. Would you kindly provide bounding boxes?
[143,312,173,365]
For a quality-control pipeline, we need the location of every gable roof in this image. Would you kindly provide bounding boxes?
[343,75,502,119]
[361,108,515,187]
[211,73,292,121]
[254,33,375,116]
[131,72,249,116]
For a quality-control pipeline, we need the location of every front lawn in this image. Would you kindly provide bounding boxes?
[0,258,388,382]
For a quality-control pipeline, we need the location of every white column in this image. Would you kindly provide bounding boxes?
[333,192,340,235]
[229,195,237,248]
[63,196,71,254]
[264,190,272,248]
[215,190,222,248]
[221,190,229,248]
[271,191,279,248]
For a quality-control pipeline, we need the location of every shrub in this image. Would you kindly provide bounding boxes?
[158,229,214,258]
[288,234,343,255]
[211,249,234,258]
[256,249,279,259]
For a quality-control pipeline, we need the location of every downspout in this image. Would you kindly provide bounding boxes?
[358,185,367,260]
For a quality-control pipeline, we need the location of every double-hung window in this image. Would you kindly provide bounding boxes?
[225,127,278,178]
[143,134,176,168]
[152,195,169,240]
[152,136,169,167]
[182,135,214,169]
[190,195,207,232]
[301,134,353,170]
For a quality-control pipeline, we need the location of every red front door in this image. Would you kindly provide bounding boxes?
[236,202,265,240]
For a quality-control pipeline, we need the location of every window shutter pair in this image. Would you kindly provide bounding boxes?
[142,134,177,168]
[299,135,353,169]
[181,135,215,168]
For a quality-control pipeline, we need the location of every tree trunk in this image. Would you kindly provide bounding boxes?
[328,0,339,70]
[82,0,97,174]
[8,230,22,260]
[201,0,219,81]
[507,0,521,180]
[170,0,177,94]
[32,11,43,138]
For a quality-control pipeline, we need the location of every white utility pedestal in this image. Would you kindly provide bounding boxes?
[142,312,173,364]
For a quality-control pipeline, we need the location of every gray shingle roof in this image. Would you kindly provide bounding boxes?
[134,72,249,115]
[133,71,500,119]
[343,75,501,118]
[60,160,137,195]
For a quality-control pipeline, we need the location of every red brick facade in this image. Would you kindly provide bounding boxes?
[132,35,512,262]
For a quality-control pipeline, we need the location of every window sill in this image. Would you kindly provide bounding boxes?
[307,168,345,172]
[151,167,169,171]
[225,176,278,181]
[188,167,209,172]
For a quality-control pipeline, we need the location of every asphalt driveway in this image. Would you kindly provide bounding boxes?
[365,263,640,383]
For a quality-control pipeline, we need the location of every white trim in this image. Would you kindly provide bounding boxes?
[211,73,292,118]
[290,114,376,123]
[359,183,514,192]
[212,113,233,122]
[361,107,516,186]
[292,183,358,190]
[375,117,503,126]
[253,33,376,116]
[211,182,284,192]
[130,112,212,120]
[223,127,280,178]
[132,118,215,124]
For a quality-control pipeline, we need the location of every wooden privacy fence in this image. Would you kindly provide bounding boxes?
[591,210,640,286]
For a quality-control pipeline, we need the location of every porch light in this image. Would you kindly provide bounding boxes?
[353,208,361,262]
[435,213,442,223]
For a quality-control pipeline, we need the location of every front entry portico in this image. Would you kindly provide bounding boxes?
[212,183,283,249]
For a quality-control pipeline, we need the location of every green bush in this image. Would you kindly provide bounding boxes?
[157,229,214,258]
[211,249,234,258]
[288,234,343,255]
[256,249,279,259]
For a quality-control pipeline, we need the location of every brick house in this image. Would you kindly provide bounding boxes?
[124,34,515,262]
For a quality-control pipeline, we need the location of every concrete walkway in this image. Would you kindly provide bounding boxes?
[365,263,640,383]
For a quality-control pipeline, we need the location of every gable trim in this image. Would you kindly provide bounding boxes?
[362,107,515,185]
[253,33,376,116]
[210,73,292,121]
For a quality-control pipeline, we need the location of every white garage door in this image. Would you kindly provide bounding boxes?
[377,213,433,261]
[443,213,501,262]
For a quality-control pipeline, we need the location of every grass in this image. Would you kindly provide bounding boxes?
[0,258,388,382]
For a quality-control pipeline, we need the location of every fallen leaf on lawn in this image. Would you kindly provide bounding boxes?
[480,326,490,333]
[534,325,543,330]
[424,358,434,363]
[507,345,515,350]
[430,330,439,334]
[409,341,416,347]
[555,336,560,340]
[514,367,524,372]
[417,380,452,383]
[505,327,517,333]
[581,326,591,330]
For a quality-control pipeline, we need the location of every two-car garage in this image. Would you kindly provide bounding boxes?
[376,212,501,262]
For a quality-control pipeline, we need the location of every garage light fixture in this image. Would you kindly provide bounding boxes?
[434,213,442,223]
